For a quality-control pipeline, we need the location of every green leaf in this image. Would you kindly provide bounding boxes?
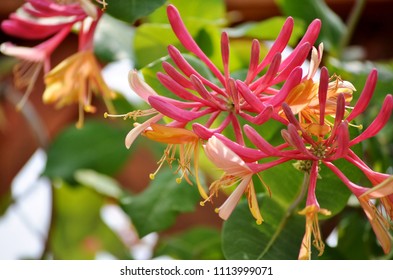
[74,169,124,199]
[43,120,131,183]
[147,0,226,24]
[230,16,305,46]
[276,0,346,53]
[334,210,374,259]
[134,23,177,68]
[155,227,224,259]
[134,0,225,69]
[51,180,131,259]
[222,154,359,259]
[120,168,201,237]
[94,14,135,62]
[105,0,166,24]
[222,194,305,260]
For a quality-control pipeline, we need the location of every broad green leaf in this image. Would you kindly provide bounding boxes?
[74,169,124,199]
[334,210,375,259]
[258,161,304,207]
[147,0,226,24]
[134,21,222,69]
[222,194,305,260]
[43,120,131,183]
[120,168,201,237]
[315,162,351,219]
[222,154,359,259]
[155,227,224,260]
[51,180,131,259]
[94,14,135,62]
[134,0,225,69]
[104,0,166,24]
[276,0,346,53]
[134,23,177,68]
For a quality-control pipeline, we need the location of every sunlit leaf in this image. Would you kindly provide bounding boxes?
[147,0,226,24]
[229,16,305,46]
[276,0,346,53]
[134,23,177,68]
[120,168,201,237]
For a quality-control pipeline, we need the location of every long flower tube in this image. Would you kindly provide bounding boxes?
[111,4,322,189]
[143,4,321,144]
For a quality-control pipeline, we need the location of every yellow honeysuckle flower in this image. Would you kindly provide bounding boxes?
[43,50,115,128]
[298,204,331,260]
[142,124,208,200]
[283,44,356,137]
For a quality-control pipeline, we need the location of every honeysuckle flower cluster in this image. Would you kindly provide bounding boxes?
[111,5,393,259]
[1,0,114,128]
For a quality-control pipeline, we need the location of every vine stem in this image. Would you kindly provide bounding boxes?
[257,172,310,259]
[337,0,367,59]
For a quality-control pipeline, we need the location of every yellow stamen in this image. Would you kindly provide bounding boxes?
[105,108,158,121]
[298,205,331,259]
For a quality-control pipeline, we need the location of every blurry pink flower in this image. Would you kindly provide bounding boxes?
[1,0,92,40]
[0,26,71,108]
[1,0,113,125]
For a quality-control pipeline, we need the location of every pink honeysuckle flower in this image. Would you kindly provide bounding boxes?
[140,4,321,144]
[324,162,393,254]
[297,161,331,260]
[203,136,264,224]
[0,25,71,108]
[202,135,291,224]
[210,68,393,258]
[278,71,393,258]
[2,0,114,126]
[107,4,320,188]
[0,0,96,40]
[281,43,356,136]
[105,70,163,148]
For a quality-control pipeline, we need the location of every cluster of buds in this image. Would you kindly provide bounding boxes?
[115,4,393,259]
[1,0,114,128]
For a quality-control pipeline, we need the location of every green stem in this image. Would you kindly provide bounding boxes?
[257,173,310,259]
[337,0,367,59]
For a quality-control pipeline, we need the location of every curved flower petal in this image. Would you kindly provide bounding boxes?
[204,136,253,177]
[128,70,158,104]
[125,114,163,148]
